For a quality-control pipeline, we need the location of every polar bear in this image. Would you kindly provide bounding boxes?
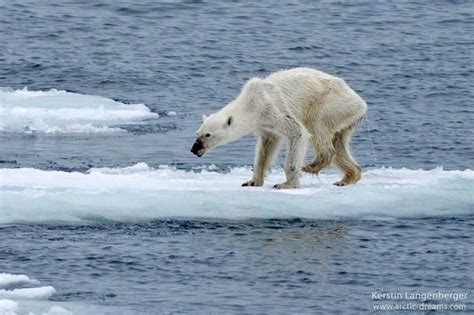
[191,67,367,188]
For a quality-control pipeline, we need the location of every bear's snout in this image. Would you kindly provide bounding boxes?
[191,139,204,157]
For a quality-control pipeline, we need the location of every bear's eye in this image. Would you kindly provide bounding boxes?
[205,133,211,138]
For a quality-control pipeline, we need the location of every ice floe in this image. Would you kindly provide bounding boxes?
[1,164,472,223]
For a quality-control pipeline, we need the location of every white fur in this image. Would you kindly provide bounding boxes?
[195,67,367,188]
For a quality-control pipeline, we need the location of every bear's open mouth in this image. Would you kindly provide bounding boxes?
[192,150,205,157]
[191,140,206,157]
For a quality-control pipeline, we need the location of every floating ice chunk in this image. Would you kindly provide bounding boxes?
[0,286,56,300]
[0,274,39,289]
[0,87,158,133]
[43,305,73,315]
[0,274,55,301]
[167,111,176,116]
[0,274,76,314]
[0,299,18,315]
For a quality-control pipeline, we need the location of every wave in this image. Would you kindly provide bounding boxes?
[1,164,472,223]
[0,88,159,134]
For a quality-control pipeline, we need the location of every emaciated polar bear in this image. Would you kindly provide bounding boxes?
[191,67,367,189]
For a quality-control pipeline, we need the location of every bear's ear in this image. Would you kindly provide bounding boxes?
[243,78,263,93]
[227,116,233,126]
[202,114,208,122]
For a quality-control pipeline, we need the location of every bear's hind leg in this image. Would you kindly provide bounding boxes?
[242,133,281,187]
[302,128,336,175]
[332,127,361,186]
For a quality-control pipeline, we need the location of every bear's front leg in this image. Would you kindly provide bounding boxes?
[242,133,281,187]
[273,129,308,189]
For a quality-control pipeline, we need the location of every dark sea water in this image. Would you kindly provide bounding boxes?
[0,1,473,314]
[2,217,473,313]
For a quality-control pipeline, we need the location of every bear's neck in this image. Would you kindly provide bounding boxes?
[223,101,257,136]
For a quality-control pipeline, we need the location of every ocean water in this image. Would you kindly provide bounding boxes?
[0,1,473,314]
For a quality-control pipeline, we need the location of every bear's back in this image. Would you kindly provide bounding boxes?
[264,67,337,85]
[261,67,339,107]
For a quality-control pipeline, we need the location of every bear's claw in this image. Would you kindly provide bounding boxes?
[242,179,263,187]
[302,165,318,174]
[273,181,299,189]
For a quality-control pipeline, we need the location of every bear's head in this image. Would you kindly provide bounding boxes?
[191,113,237,157]
[191,77,268,157]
